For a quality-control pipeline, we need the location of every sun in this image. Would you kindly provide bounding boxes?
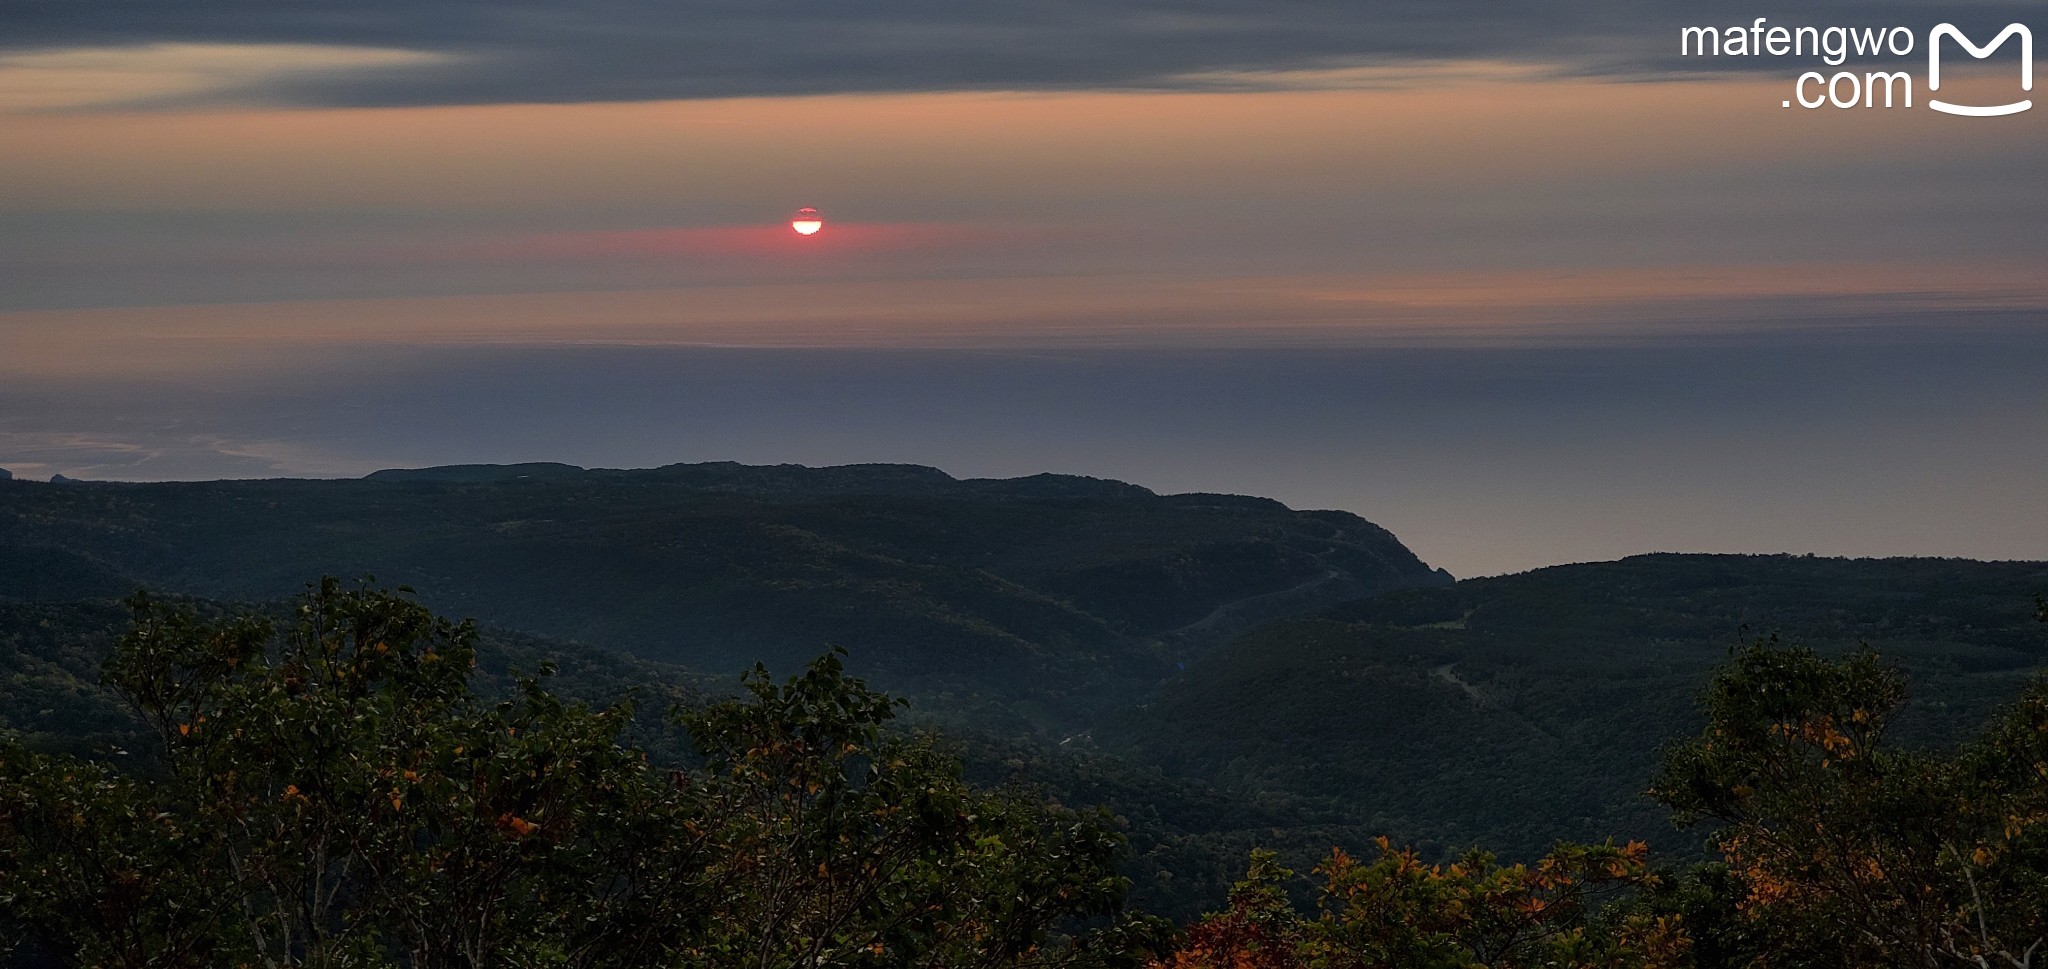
[790,206,823,236]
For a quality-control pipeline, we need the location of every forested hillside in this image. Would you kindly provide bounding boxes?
[0,464,1448,727]
[0,592,1330,919]
[1099,554,2048,862]
[6,578,2046,967]
[4,472,2045,928]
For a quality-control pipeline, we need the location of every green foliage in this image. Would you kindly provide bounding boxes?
[1156,841,1687,969]
[1307,839,1684,969]
[5,581,712,967]
[1652,637,2048,968]
[1156,850,1303,969]
[1,534,2042,966]
[1103,555,2048,862]
[0,599,140,758]
[0,594,709,771]
[680,651,1167,966]
[0,748,224,966]
[0,581,1158,967]
[949,729,1358,923]
[0,590,1301,925]
[1148,593,2045,968]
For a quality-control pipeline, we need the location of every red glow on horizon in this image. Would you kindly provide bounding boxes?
[467,220,1009,262]
[317,218,1074,272]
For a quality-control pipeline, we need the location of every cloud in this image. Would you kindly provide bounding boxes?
[0,0,2036,108]
[0,42,455,112]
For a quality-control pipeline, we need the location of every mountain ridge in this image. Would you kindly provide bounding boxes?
[1097,551,2048,860]
[0,461,1449,727]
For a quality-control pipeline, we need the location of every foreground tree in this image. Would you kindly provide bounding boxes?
[1156,840,1688,969]
[1153,850,1303,969]
[0,580,1158,968]
[1652,637,2048,969]
[682,651,1156,967]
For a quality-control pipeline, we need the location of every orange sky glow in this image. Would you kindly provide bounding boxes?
[3,63,2042,378]
[1,35,2042,574]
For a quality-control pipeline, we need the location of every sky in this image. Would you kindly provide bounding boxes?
[0,1,2043,576]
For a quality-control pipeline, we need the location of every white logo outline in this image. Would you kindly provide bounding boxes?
[1927,23,2032,116]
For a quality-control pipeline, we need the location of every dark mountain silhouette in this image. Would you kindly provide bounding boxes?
[0,462,1449,726]
[1098,553,2048,859]
[1,464,2043,918]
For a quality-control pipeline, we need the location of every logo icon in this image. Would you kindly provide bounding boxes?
[1927,23,2032,116]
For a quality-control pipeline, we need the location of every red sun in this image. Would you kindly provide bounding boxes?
[790,206,823,236]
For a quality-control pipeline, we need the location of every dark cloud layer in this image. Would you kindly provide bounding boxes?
[3,0,2038,106]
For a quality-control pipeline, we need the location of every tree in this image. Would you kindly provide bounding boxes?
[3,580,711,968]
[681,650,1164,968]
[1155,840,1687,969]
[1152,849,1305,969]
[1653,637,2048,969]
[0,580,1159,968]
